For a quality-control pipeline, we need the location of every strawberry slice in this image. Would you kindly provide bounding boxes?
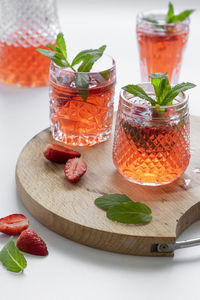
[0,214,29,235]
[64,157,87,183]
[17,229,48,256]
[44,143,80,163]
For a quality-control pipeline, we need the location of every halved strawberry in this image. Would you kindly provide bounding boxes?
[44,143,80,163]
[17,229,48,256]
[64,157,87,183]
[0,214,29,235]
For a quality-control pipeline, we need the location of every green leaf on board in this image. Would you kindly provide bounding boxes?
[0,237,27,273]
[106,202,152,225]
[95,194,132,211]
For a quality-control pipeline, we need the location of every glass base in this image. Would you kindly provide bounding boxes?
[113,159,182,186]
[120,172,180,186]
[51,128,111,147]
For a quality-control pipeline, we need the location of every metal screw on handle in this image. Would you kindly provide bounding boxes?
[155,238,200,253]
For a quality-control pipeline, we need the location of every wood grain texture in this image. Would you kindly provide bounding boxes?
[16,116,200,256]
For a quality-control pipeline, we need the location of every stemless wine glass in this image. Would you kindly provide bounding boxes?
[0,0,60,87]
[113,83,190,186]
[136,10,190,84]
[49,55,116,146]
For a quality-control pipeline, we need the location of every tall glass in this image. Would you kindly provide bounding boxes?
[113,83,190,186]
[0,0,60,87]
[136,11,190,84]
[49,55,116,146]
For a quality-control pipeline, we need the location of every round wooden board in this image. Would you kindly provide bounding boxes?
[16,116,200,257]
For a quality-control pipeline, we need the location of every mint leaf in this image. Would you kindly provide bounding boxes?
[36,49,56,59]
[95,194,132,211]
[75,73,90,102]
[122,85,157,106]
[107,202,152,224]
[0,237,27,273]
[165,2,194,24]
[72,45,106,67]
[77,45,106,72]
[56,32,67,59]
[143,17,158,24]
[162,82,196,105]
[47,44,57,51]
[100,69,110,81]
[165,2,174,23]
[149,73,171,104]
[171,10,195,23]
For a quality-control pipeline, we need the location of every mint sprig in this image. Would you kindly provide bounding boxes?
[122,72,196,107]
[142,2,194,25]
[0,237,27,273]
[165,2,194,24]
[95,194,152,225]
[37,33,107,102]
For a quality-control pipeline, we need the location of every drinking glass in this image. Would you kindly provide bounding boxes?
[136,10,190,84]
[113,83,190,186]
[49,55,116,146]
[0,0,60,87]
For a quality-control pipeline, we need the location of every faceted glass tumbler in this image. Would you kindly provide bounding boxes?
[136,10,189,84]
[49,55,116,147]
[0,0,60,87]
[113,83,190,186]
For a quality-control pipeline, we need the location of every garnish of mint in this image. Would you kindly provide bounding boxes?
[122,72,196,106]
[165,2,194,24]
[142,2,194,25]
[0,237,27,273]
[95,194,152,225]
[37,33,107,102]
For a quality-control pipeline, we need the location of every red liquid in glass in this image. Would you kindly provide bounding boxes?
[0,43,51,87]
[137,26,189,83]
[50,72,115,146]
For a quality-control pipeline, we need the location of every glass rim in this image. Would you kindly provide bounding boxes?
[137,9,190,28]
[120,82,189,110]
[51,54,116,75]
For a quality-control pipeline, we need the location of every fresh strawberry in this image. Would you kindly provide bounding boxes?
[17,229,48,256]
[44,143,80,163]
[64,157,87,183]
[0,214,29,235]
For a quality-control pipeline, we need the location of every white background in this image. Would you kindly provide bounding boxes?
[1,0,200,299]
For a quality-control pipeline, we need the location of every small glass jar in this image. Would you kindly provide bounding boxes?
[113,83,190,186]
[136,10,190,84]
[49,55,116,146]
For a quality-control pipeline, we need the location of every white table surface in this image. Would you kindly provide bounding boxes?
[1,0,200,299]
